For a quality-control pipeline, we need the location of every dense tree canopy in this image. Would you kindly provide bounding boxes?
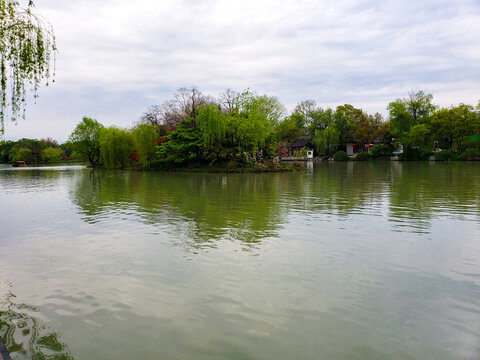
[3,88,479,167]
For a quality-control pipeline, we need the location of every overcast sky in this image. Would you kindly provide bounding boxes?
[3,0,480,141]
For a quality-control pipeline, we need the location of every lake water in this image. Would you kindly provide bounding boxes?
[1,162,479,359]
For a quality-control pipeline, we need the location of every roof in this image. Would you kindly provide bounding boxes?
[288,139,309,148]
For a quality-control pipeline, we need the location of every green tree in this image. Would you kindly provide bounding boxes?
[12,147,31,162]
[406,124,431,148]
[156,118,202,163]
[276,114,303,143]
[353,113,385,145]
[69,117,104,167]
[333,104,359,147]
[313,126,339,155]
[41,146,62,163]
[99,126,135,169]
[196,105,226,156]
[0,0,56,134]
[430,104,480,150]
[388,91,436,142]
[308,108,335,135]
[235,91,285,126]
[133,123,158,164]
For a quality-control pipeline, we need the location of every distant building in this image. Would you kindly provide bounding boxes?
[281,138,313,160]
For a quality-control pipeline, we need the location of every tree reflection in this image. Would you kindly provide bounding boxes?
[69,163,480,247]
[0,283,74,360]
[70,170,290,249]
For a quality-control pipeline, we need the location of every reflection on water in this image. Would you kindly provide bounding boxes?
[0,282,74,360]
[70,162,480,241]
[1,162,480,359]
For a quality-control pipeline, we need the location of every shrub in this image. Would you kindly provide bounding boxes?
[433,150,453,161]
[354,151,370,161]
[265,159,278,170]
[227,160,238,170]
[334,151,349,161]
[399,146,432,161]
[458,148,480,161]
[369,144,392,158]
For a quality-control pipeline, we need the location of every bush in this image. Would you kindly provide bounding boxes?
[334,151,349,161]
[369,144,392,158]
[265,159,278,170]
[227,160,238,170]
[458,148,480,161]
[354,151,370,161]
[399,146,432,161]
[433,150,453,161]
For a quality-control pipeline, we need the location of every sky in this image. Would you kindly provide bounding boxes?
[3,0,480,142]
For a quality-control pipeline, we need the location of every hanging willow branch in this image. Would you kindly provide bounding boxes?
[0,0,56,134]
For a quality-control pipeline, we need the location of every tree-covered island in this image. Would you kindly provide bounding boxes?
[1,88,480,170]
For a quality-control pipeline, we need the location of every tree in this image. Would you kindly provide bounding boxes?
[353,113,385,145]
[293,99,316,127]
[235,91,285,126]
[12,147,31,162]
[69,117,104,167]
[219,88,238,114]
[430,104,480,150]
[406,124,430,148]
[0,0,56,134]
[333,104,359,148]
[388,91,436,142]
[99,126,135,169]
[133,123,158,164]
[156,118,202,163]
[276,114,303,143]
[41,146,62,163]
[154,86,215,128]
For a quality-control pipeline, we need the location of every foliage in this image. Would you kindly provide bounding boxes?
[406,124,431,147]
[430,104,480,150]
[156,119,202,163]
[196,104,226,158]
[334,151,349,161]
[69,117,104,166]
[133,123,158,164]
[369,144,392,158]
[399,146,432,161]
[41,146,62,163]
[276,114,303,143]
[313,126,339,155]
[433,150,453,161]
[457,148,480,161]
[235,91,285,126]
[388,91,436,142]
[12,147,31,161]
[0,0,56,134]
[99,126,135,169]
[354,151,370,161]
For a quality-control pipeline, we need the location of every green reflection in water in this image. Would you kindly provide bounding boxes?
[0,283,74,360]
[70,170,292,249]
[69,162,480,247]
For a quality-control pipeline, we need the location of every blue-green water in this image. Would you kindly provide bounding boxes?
[1,162,479,359]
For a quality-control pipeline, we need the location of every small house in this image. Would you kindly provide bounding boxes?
[283,138,313,160]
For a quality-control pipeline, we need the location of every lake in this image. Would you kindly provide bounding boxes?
[1,162,479,359]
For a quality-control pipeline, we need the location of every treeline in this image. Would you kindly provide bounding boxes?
[0,137,78,164]
[3,88,480,167]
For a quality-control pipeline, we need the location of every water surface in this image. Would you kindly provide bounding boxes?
[1,162,479,359]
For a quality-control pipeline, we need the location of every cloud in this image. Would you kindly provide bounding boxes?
[4,0,480,141]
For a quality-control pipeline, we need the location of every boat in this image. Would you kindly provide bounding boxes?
[12,161,26,167]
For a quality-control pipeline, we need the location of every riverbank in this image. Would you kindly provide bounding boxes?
[143,159,303,173]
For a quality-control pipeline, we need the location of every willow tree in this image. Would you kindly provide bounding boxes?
[0,0,56,134]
